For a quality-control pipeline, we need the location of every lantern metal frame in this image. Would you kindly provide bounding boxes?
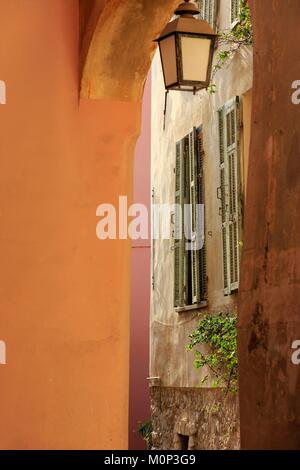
[156,0,217,93]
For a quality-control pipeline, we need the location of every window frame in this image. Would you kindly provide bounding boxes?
[174,127,207,309]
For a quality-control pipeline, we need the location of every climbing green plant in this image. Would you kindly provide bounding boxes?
[137,420,153,449]
[208,0,253,93]
[187,312,238,393]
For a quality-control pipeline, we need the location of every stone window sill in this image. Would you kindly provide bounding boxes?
[175,302,207,313]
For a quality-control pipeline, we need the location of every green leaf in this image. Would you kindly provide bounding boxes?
[186,312,238,393]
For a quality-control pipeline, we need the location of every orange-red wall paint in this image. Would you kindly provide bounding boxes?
[239,0,300,449]
[0,0,139,449]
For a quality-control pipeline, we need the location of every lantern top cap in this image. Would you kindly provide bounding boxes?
[175,0,200,17]
[157,16,217,41]
[156,0,217,41]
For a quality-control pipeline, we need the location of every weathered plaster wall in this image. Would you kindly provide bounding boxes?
[151,387,239,450]
[239,0,300,449]
[150,0,253,389]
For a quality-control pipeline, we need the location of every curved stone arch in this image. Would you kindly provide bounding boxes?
[80,0,179,102]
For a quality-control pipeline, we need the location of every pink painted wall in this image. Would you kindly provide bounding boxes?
[129,74,151,450]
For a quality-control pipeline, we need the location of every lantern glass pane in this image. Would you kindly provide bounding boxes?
[159,35,177,87]
[180,35,211,82]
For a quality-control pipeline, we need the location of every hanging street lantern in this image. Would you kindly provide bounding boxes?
[156,0,217,93]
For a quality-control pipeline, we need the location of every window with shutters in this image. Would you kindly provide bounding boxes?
[195,0,218,30]
[218,97,242,295]
[231,0,240,26]
[174,128,207,308]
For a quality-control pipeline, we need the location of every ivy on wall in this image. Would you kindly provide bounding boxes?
[208,0,253,93]
[187,312,238,393]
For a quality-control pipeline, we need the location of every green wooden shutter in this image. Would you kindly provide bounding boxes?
[227,98,241,291]
[204,0,210,23]
[196,129,207,301]
[208,0,217,28]
[174,140,185,307]
[183,136,190,305]
[231,0,240,25]
[175,130,207,307]
[188,129,200,304]
[196,0,217,29]
[219,97,241,294]
[219,109,229,293]
[195,0,203,17]
[188,128,207,304]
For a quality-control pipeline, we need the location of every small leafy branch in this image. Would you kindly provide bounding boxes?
[137,420,153,450]
[208,0,253,93]
[187,312,238,393]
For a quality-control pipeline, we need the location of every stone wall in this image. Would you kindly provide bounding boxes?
[150,387,240,450]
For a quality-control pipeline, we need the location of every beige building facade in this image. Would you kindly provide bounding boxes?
[150,0,253,450]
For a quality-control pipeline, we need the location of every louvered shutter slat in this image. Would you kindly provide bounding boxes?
[219,107,229,294]
[197,129,207,301]
[231,0,240,24]
[231,99,241,288]
[218,109,225,164]
[189,130,200,304]
[196,0,217,29]
[189,128,207,304]
[174,141,185,307]
[219,97,241,294]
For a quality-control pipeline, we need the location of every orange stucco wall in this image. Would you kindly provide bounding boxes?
[0,0,140,449]
[239,0,300,449]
